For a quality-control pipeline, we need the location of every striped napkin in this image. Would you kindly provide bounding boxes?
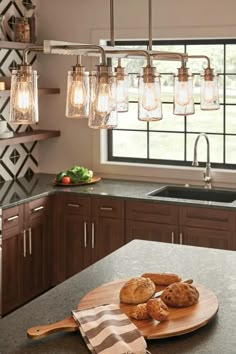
[72,304,148,354]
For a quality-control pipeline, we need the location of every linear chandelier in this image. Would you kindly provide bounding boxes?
[9,0,220,129]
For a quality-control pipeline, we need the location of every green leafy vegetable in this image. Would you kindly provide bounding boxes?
[66,165,93,183]
[56,171,67,183]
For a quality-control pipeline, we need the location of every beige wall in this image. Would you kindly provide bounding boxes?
[37,0,236,187]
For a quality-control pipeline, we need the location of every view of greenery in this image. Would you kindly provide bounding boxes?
[109,41,236,168]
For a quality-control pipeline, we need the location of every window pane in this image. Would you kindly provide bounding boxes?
[186,105,223,133]
[187,134,223,163]
[160,74,174,102]
[112,130,147,158]
[152,45,185,73]
[150,132,185,160]
[226,75,236,104]
[187,45,224,73]
[226,136,236,163]
[150,104,184,131]
[117,103,146,130]
[226,106,236,134]
[226,44,236,73]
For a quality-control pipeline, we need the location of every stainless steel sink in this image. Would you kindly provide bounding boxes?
[147,186,236,203]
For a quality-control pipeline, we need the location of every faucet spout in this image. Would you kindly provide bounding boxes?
[192,133,212,188]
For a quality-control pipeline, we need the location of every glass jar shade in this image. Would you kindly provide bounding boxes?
[174,74,194,115]
[65,71,89,118]
[116,74,129,112]
[200,74,220,110]
[88,72,117,129]
[9,69,38,124]
[138,74,162,121]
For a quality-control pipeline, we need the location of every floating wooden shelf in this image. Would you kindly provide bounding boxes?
[0,129,61,146]
[0,41,40,50]
[0,88,60,97]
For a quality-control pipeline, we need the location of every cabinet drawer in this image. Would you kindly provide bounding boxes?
[92,198,124,219]
[62,194,90,215]
[28,196,49,220]
[126,201,178,225]
[179,206,235,231]
[2,205,23,230]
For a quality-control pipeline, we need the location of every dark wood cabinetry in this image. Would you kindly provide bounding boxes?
[2,197,51,315]
[52,194,125,285]
[126,201,178,243]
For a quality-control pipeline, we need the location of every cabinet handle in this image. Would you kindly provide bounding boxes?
[67,203,80,208]
[171,232,174,244]
[32,206,44,213]
[84,222,87,248]
[91,222,95,249]
[180,233,183,245]
[23,230,27,257]
[6,215,19,222]
[28,228,32,255]
[99,206,113,211]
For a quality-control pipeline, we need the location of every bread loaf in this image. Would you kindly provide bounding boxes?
[130,303,150,320]
[119,277,155,304]
[161,282,199,307]
[141,272,182,285]
[146,298,170,322]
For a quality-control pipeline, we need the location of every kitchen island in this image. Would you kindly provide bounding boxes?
[0,239,235,353]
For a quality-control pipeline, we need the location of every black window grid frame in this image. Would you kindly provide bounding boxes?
[107,38,236,170]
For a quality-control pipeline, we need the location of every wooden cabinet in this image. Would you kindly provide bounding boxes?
[179,206,235,250]
[52,194,125,285]
[2,197,51,315]
[126,201,178,243]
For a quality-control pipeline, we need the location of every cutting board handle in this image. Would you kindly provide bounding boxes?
[27,316,78,339]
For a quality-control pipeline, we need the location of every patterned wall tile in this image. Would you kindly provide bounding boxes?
[0,0,38,182]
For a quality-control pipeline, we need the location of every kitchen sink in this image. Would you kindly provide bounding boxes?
[147,186,236,203]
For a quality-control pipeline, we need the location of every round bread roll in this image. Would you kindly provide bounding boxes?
[119,277,155,304]
[161,282,199,307]
[141,272,182,285]
[146,298,169,322]
[130,303,150,320]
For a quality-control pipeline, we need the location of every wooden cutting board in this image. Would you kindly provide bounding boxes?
[77,279,219,339]
[27,279,219,340]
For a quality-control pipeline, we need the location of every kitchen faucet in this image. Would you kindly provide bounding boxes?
[192,133,212,188]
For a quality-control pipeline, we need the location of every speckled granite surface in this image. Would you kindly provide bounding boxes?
[1,173,236,210]
[0,240,235,353]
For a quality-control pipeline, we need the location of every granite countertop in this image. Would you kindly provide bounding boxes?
[0,239,235,353]
[1,173,236,210]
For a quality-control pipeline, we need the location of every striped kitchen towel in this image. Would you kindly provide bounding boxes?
[72,304,148,354]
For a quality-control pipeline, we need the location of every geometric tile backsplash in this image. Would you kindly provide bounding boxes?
[0,0,38,182]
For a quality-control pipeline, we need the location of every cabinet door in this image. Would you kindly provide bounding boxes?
[126,220,178,244]
[63,213,90,279]
[20,217,47,303]
[2,226,21,315]
[91,217,125,264]
[180,226,233,250]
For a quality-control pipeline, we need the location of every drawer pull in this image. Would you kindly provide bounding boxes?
[91,222,95,249]
[6,215,19,222]
[67,203,80,208]
[84,222,87,248]
[23,230,27,257]
[29,228,32,255]
[32,206,44,212]
[100,207,113,211]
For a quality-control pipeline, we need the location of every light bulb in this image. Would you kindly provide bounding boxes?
[69,79,87,108]
[116,80,127,104]
[141,82,159,111]
[95,82,111,116]
[175,81,190,106]
[14,81,34,114]
[203,81,215,103]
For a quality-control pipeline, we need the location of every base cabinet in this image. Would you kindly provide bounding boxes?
[52,195,125,285]
[2,197,51,316]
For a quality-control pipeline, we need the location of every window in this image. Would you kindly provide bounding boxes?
[108,39,236,169]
